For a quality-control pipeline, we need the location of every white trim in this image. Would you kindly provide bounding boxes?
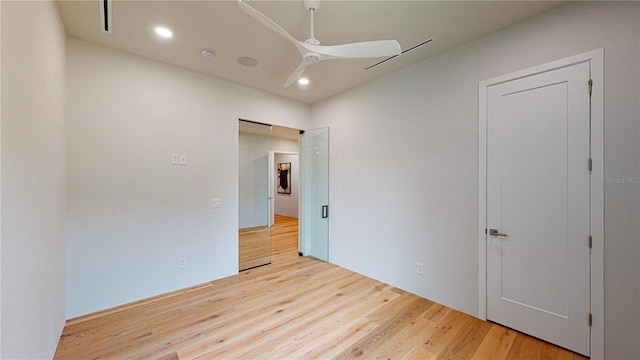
[588,48,605,360]
[478,49,604,359]
[271,151,298,155]
[268,151,275,227]
[0,2,3,355]
[298,132,306,256]
[478,78,488,321]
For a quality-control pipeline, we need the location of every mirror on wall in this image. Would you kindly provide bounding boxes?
[239,120,272,270]
[238,120,302,271]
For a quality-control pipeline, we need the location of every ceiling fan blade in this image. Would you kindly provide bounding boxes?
[305,40,401,59]
[284,60,311,88]
[237,0,304,52]
[239,0,402,86]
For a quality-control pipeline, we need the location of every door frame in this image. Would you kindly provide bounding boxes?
[478,49,604,358]
[269,150,299,228]
[268,151,274,227]
[298,128,330,261]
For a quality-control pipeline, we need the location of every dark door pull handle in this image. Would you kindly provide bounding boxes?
[322,205,328,219]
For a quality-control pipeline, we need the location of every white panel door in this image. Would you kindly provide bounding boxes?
[486,61,590,355]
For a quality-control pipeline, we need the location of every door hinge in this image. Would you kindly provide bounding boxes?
[589,313,593,326]
[589,236,593,249]
[588,158,592,171]
[588,79,593,96]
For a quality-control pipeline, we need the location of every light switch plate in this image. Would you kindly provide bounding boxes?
[179,155,187,165]
[171,154,179,164]
[211,198,221,208]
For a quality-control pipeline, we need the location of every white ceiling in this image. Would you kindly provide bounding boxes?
[57,0,565,104]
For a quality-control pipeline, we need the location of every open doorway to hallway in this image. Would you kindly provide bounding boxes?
[238,121,300,271]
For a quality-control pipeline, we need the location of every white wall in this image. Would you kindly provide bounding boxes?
[637,5,640,359]
[271,137,299,154]
[1,3,3,355]
[274,153,299,218]
[1,1,67,358]
[239,132,271,229]
[66,38,310,317]
[311,2,640,359]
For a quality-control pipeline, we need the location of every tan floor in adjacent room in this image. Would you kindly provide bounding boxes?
[239,214,299,271]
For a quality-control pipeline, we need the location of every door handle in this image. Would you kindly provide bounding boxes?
[489,229,508,237]
[321,205,328,219]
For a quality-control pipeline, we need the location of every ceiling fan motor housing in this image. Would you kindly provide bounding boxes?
[304,53,321,64]
[303,0,322,12]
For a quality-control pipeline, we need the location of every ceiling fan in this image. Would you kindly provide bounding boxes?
[237,0,402,87]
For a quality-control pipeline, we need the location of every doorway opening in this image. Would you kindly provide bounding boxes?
[478,49,604,358]
[238,120,300,271]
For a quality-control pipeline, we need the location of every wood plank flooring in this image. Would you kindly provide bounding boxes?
[239,215,299,270]
[270,215,299,263]
[55,219,588,360]
[238,225,271,271]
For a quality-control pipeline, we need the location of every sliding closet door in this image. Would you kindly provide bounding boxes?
[238,121,272,270]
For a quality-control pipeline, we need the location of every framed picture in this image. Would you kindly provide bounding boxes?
[277,162,291,194]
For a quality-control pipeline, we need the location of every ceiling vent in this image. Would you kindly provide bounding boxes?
[99,0,112,33]
[363,38,434,71]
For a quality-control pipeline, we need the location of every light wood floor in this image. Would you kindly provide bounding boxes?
[55,219,588,360]
[239,215,299,270]
[269,215,299,263]
[238,225,271,270]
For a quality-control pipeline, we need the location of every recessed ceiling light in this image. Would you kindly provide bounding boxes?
[237,56,258,67]
[200,48,216,58]
[298,78,310,85]
[154,26,173,39]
